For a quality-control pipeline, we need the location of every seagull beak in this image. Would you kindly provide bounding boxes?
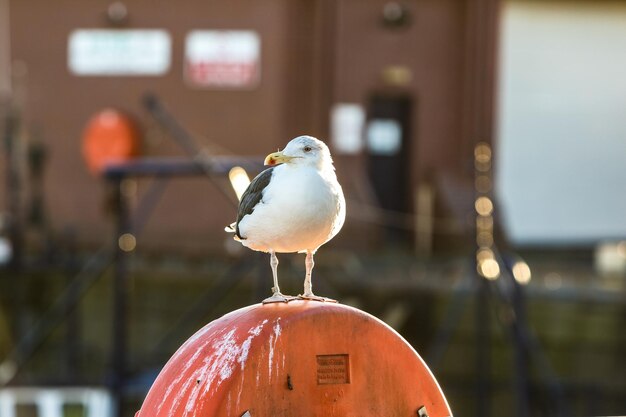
[264,151,296,166]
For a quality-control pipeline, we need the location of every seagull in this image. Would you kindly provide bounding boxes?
[226,136,346,303]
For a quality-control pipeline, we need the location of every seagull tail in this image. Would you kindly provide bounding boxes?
[224,222,236,233]
[225,222,243,241]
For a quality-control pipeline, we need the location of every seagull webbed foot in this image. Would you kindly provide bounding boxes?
[263,292,298,304]
[297,293,337,303]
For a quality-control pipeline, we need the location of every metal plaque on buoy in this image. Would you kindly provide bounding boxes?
[136,301,452,417]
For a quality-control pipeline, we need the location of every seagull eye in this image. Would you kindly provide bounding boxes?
[303,146,312,152]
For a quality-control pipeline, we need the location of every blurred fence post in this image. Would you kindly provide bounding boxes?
[110,177,131,417]
[415,182,434,257]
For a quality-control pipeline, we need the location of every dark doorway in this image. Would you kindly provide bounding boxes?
[365,94,413,244]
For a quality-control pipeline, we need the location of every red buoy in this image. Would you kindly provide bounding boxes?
[81,109,140,175]
[137,301,452,417]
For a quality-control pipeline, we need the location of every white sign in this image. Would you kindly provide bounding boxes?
[68,29,171,76]
[331,103,365,154]
[366,119,402,155]
[184,30,260,88]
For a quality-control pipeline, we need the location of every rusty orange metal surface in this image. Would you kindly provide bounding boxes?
[81,109,140,175]
[137,301,452,417]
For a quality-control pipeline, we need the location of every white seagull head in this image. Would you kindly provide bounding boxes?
[264,136,333,170]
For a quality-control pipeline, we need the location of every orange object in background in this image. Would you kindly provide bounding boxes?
[137,301,452,417]
[81,109,140,175]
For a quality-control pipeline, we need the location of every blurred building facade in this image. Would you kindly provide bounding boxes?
[1,0,498,254]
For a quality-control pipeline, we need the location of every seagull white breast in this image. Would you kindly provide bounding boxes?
[237,160,345,254]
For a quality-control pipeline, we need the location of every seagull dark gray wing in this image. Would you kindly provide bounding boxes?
[235,167,275,239]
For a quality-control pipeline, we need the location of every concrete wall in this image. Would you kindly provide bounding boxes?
[496,1,626,245]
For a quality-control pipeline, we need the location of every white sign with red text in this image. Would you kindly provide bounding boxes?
[184,30,260,89]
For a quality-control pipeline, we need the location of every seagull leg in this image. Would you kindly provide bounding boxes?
[263,251,296,304]
[303,251,314,297]
[299,250,336,302]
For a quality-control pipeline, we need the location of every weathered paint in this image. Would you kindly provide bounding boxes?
[137,301,453,417]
